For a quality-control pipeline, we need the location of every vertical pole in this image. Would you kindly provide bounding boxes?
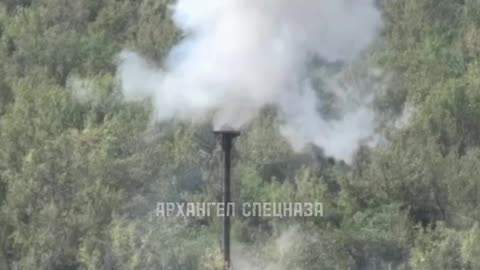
[215,129,239,270]
[222,135,232,270]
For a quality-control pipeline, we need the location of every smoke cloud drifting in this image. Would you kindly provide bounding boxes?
[118,0,382,161]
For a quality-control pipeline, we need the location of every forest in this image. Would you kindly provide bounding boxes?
[0,0,480,269]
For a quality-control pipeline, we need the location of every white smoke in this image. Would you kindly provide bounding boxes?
[232,227,300,270]
[118,0,382,162]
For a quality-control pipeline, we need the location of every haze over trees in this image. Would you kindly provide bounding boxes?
[0,0,479,270]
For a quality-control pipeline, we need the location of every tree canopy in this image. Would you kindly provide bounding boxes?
[0,0,479,269]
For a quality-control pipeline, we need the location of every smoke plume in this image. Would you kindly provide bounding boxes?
[118,0,382,162]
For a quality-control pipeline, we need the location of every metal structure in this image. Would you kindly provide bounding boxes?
[214,127,240,270]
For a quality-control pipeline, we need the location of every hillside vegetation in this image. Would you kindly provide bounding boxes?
[0,0,480,269]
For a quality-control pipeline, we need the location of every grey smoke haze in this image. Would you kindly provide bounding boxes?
[233,226,301,270]
[118,0,382,161]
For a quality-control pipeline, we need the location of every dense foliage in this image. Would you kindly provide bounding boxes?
[0,0,479,269]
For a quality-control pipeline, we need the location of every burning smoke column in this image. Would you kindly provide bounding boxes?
[214,127,240,269]
[118,1,381,159]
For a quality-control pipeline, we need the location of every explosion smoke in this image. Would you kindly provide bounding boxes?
[118,0,382,162]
